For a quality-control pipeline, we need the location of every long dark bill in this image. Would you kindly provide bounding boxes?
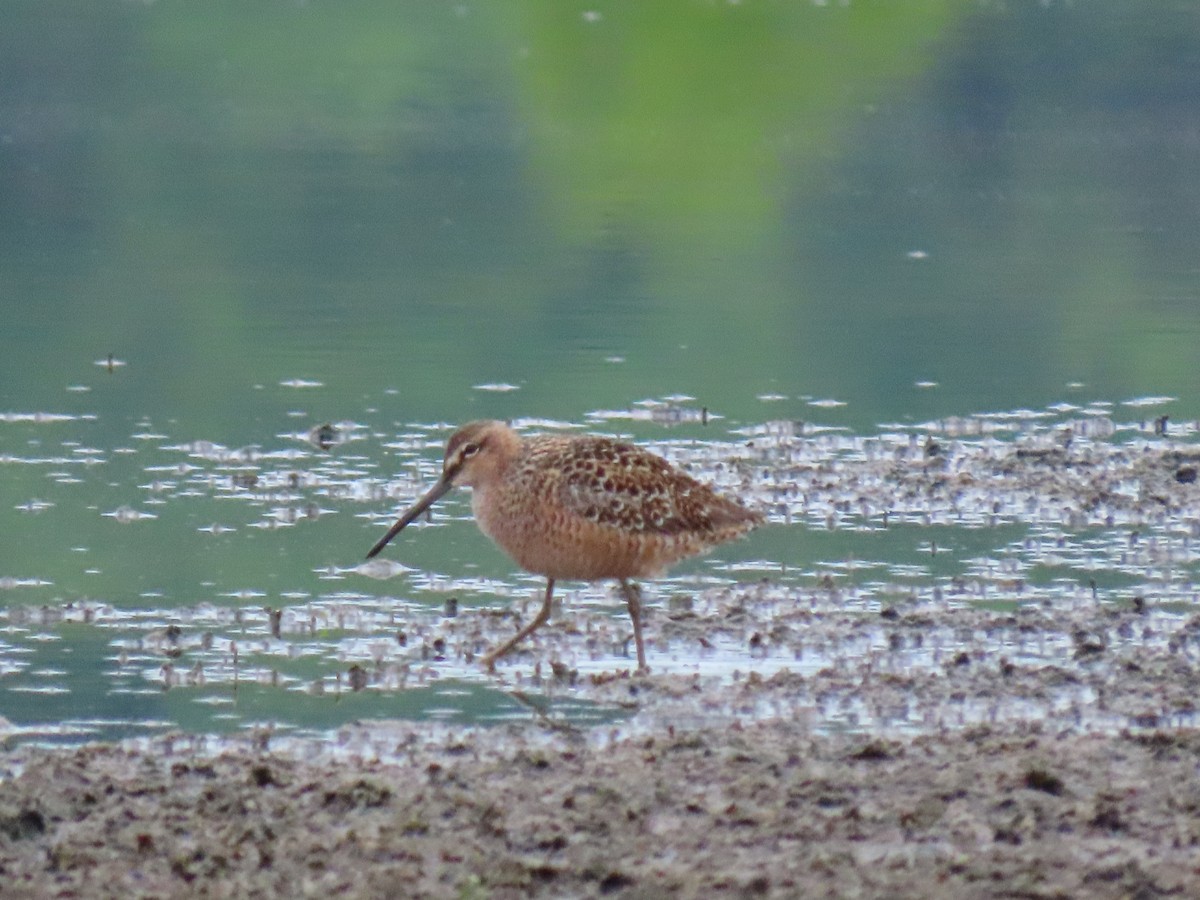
[365,478,454,559]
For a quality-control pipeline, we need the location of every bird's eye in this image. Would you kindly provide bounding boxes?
[462,442,481,458]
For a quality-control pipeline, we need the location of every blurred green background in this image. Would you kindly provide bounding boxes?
[5,0,1197,436]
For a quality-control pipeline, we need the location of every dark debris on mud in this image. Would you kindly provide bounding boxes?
[3,723,1200,899]
[6,409,1200,896]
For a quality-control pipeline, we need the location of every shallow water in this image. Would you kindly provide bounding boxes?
[4,397,1200,747]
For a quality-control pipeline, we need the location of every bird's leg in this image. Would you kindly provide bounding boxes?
[619,579,649,673]
[482,578,556,673]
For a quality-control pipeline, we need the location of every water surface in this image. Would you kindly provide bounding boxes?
[3,1,1200,745]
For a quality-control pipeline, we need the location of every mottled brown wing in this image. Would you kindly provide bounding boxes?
[554,438,744,537]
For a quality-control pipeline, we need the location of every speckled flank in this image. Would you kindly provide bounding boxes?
[474,432,760,582]
[368,419,762,672]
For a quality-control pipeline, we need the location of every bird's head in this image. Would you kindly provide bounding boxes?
[365,419,521,559]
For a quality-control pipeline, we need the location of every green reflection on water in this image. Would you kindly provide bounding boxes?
[6,1,1198,435]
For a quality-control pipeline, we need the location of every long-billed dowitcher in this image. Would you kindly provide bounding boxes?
[366,420,763,672]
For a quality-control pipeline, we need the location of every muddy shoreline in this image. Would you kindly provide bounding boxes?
[5,415,1200,896]
[5,566,1200,897]
[2,719,1198,898]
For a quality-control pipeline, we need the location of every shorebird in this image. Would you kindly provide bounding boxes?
[366,420,763,672]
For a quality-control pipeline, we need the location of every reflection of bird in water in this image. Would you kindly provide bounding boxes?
[367,420,762,672]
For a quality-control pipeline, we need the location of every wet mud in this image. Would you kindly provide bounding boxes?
[4,406,1200,896]
[2,718,1198,898]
